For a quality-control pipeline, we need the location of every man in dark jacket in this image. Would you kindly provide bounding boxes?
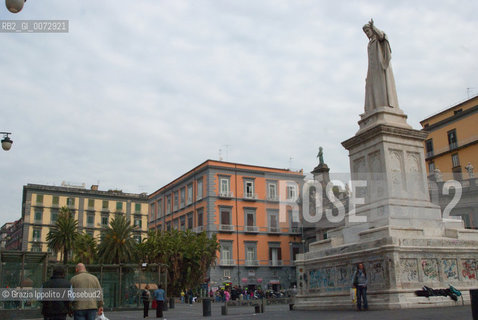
[41,266,72,320]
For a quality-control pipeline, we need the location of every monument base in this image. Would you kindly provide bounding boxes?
[294,232,478,310]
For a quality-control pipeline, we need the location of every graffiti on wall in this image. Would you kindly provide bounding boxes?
[421,259,439,282]
[400,258,418,282]
[442,259,458,281]
[461,259,477,280]
[336,265,349,287]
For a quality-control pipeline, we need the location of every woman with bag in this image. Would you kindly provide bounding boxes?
[142,285,151,318]
[352,263,368,311]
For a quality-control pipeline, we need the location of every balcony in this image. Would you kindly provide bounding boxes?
[266,195,279,202]
[218,224,235,232]
[268,227,281,234]
[269,260,283,267]
[449,142,458,150]
[426,151,434,158]
[194,226,204,233]
[244,260,259,267]
[243,193,258,201]
[219,259,235,266]
[218,191,234,199]
[244,225,259,233]
[290,227,302,234]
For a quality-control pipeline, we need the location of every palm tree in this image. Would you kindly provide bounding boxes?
[47,207,79,265]
[97,215,137,264]
[74,233,98,264]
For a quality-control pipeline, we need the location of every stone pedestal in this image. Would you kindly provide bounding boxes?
[294,107,478,310]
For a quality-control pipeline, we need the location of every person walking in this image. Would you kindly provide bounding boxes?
[352,263,368,311]
[142,285,151,318]
[153,284,166,319]
[70,263,104,320]
[41,266,72,320]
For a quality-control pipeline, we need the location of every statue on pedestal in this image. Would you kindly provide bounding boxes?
[316,147,324,165]
[466,162,474,179]
[363,19,399,113]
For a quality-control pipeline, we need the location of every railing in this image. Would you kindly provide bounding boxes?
[219,191,234,198]
[234,259,293,267]
[426,151,434,158]
[449,142,458,150]
[266,195,279,201]
[244,259,259,267]
[193,226,204,232]
[268,227,281,234]
[269,260,283,267]
[219,224,235,232]
[243,193,258,200]
[219,259,236,266]
[244,226,259,233]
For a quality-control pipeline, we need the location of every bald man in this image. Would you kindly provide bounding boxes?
[70,263,104,320]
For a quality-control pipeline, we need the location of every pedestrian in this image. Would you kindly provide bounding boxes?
[41,266,71,320]
[187,288,193,304]
[70,263,104,320]
[352,263,368,311]
[153,284,166,319]
[180,290,185,303]
[142,285,151,318]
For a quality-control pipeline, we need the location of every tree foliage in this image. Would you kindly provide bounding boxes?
[97,215,137,264]
[138,229,219,296]
[73,232,98,264]
[46,207,79,265]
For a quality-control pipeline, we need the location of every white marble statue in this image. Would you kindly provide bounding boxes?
[434,168,443,182]
[363,19,399,113]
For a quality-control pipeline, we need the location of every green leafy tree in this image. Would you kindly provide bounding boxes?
[47,207,79,265]
[97,215,137,264]
[138,229,219,296]
[73,233,98,264]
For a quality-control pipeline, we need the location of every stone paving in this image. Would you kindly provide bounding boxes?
[94,302,472,320]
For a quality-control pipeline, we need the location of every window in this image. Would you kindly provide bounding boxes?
[116,201,123,211]
[67,197,75,207]
[135,203,141,213]
[134,216,142,228]
[292,246,300,261]
[34,209,42,222]
[134,234,142,243]
[269,246,282,266]
[428,161,435,173]
[36,194,43,204]
[289,210,300,233]
[166,221,171,231]
[173,219,179,230]
[187,213,193,230]
[224,269,231,278]
[268,210,279,233]
[87,214,95,227]
[187,184,193,205]
[180,188,185,208]
[245,243,257,265]
[52,196,59,206]
[86,230,94,238]
[51,209,59,223]
[425,139,434,158]
[448,129,458,150]
[244,208,257,232]
[150,203,156,221]
[157,199,163,218]
[220,241,233,265]
[220,177,230,196]
[267,182,278,200]
[244,179,255,198]
[454,109,463,115]
[32,243,42,252]
[220,208,231,225]
[166,195,171,214]
[452,153,460,168]
[173,191,179,211]
[101,216,109,226]
[88,199,95,209]
[287,184,297,200]
[197,208,204,227]
[102,200,109,210]
[197,179,203,200]
[180,216,186,231]
[32,228,41,241]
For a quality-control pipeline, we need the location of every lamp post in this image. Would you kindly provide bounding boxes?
[1,132,13,151]
[5,0,26,13]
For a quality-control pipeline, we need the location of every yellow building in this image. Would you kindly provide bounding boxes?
[420,95,478,180]
[21,183,149,256]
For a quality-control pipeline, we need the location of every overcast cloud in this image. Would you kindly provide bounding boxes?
[0,0,477,226]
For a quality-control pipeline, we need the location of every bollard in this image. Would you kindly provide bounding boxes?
[202,298,212,317]
[169,297,175,309]
[471,289,478,320]
[221,304,228,315]
[254,305,261,313]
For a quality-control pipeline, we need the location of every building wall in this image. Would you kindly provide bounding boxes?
[148,160,304,289]
[21,184,149,257]
[421,95,478,179]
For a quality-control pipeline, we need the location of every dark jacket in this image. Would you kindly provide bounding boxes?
[41,275,72,316]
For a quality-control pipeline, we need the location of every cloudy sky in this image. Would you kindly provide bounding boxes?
[0,0,477,226]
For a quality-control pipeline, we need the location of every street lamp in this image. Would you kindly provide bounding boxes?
[1,132,13,151]
[5,0,26,13]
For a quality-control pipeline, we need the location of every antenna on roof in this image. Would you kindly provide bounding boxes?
[218,148,223,161]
